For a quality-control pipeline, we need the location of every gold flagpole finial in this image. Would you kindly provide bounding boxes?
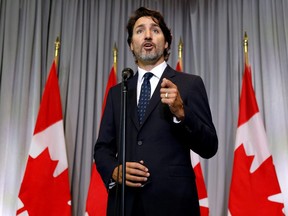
[54,37,60,66]
[178,37,183,59]
[243,32,249,65]
[178,37,183,69]
[243,32,248,54]
[113,43,118,73]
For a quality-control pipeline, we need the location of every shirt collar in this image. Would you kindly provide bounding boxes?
[138,61,167,81]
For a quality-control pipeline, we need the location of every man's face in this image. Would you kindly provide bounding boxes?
[130,16,168,66]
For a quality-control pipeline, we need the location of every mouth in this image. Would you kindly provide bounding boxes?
[143,42,154,51]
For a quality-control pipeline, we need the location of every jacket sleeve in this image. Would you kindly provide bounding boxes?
[94,88,119,188]
[177,75,218,159]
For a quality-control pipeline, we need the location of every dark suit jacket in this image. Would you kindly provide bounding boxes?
[94,65,218,216]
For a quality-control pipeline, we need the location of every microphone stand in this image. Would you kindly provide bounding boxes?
[119,68,133,216]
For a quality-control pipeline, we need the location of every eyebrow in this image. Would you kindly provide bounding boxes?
[135,23,160,29]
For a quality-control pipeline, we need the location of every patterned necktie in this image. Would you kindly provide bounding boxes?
[138,72,153,124]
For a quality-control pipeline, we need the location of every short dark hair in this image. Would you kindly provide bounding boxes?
[126,7,172,61]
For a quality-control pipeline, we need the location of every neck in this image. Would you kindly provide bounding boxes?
[138,58,165,71]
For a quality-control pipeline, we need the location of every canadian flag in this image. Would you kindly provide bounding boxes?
[228,63,285,215]
[176,60,209,216]
[85,66,117,216]
[17,60,72,215]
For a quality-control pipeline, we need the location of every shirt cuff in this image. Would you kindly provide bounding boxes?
[173,116,181,123]
[109,179,116,189]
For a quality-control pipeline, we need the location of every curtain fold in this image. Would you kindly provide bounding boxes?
[1,0,288,215]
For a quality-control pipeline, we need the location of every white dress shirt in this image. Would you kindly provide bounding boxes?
[137,61,167,104]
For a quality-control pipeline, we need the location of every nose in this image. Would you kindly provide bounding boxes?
[144,30,152,40]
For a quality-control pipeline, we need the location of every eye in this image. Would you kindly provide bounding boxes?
[136,29,143,34]
[152,28,160,34]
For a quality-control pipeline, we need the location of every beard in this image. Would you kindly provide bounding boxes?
[134,47,164,64]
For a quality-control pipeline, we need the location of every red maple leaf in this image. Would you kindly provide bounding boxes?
[229,144,284,216]
[17,148,71,216]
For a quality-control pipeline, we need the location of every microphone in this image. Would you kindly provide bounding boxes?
[122,68,134,80]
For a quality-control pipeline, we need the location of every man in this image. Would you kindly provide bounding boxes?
[94,7,218,216]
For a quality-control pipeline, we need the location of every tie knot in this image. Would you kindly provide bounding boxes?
[143,72,153,81]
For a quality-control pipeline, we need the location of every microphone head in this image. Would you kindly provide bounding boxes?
[122,68,134,80]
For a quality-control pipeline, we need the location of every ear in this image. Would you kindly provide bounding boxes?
[164,41,168,49]
[130,42,134,51]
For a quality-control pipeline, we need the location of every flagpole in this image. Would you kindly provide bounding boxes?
[54,36,60,68]
[243,32,249,65]
[178,37,183,69]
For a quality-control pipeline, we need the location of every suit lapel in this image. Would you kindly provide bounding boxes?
[128,65,177,129]
[141,65,176,126]
[127,74,140,129]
